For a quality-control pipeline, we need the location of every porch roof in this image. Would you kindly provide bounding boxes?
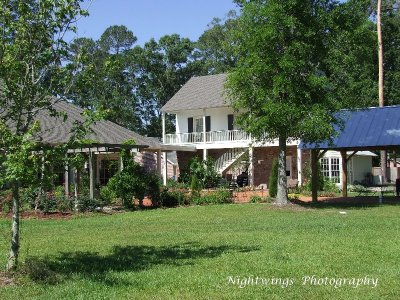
[300,105,400,151]
[1,98,160,150]
[161,73,229,113]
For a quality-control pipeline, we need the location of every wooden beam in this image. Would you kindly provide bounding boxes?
[311,149,319,203]
[341,150,348,197]
[347,151,358,161]
[89,151,96,200]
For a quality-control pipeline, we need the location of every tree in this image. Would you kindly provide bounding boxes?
[325,0,378,109]
[99,25,137,54]
[226,0,343,205]
[381,1,400,105]
[130,34,203,136]
[196,11,238,74]
[65,27,141,132]
[0,0,88,271]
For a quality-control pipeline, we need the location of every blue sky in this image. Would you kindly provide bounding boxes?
[66,0,238,44]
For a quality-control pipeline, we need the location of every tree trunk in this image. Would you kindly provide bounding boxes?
[276,135,288,205]
[311,149,319,203]
[6,182,20,271]
[377,0,387,183]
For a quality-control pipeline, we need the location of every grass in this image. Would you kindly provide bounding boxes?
[0,203,400,299]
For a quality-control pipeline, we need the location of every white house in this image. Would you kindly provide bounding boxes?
[161,73,376,189]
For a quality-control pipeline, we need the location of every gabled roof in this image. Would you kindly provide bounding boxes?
[36,101,159,148]
[161,73,229,113]
[300,105,400,151]
[1,78,159,149]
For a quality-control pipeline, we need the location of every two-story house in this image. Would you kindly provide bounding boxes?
[161,74,303,187]
[161,73,376,189]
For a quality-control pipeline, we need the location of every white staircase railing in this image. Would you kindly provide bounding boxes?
[214,148,248,174]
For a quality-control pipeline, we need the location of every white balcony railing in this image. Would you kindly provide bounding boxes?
[164,130,250,145]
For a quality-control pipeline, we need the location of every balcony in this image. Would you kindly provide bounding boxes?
[164,130,251,145]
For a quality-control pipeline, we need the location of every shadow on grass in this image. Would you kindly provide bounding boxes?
[291,196,400,209]
[23,242,259,285]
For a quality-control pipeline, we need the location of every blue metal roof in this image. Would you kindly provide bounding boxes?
[300,105,400,150]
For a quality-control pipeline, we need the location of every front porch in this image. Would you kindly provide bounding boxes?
[164,130,251,145]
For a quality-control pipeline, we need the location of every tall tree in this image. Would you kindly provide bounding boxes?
[99,25,137,54]
[382,0,400,105]
[65,26,141,131]
[196,11,238,74]
[130,34,203,136]
[326,0,378,108]
[226,0,343,205]
[0,0,87,271]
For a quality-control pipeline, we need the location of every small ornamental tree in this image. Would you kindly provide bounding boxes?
[226,0,343,205]
[0,0,88,271]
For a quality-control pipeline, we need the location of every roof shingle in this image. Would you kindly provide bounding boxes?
[36,101,159,148]
[161,74,229,112]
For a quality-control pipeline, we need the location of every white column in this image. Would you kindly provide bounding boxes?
[249,147,254,187]
[64,155,70,197]
[203,148,208,161]
[162,112,166,143]
[119,152,124,171]
[297,147,302,186]
[162,152,168,186]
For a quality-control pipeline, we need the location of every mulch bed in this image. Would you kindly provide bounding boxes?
[1,211,73,220]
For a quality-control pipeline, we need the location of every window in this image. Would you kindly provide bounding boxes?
[195,117,203,133]
[228,114,234,130]
[320,157,341,183]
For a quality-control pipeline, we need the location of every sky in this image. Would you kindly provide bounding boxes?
[66,0,238,45]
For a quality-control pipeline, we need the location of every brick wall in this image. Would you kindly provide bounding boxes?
[177,146,310,187]
[252,146,299,187]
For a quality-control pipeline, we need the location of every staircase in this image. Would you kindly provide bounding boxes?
[214,148,248,175]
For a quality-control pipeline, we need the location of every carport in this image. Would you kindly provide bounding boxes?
[300,105,400,202]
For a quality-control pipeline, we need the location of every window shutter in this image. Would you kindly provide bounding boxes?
[205,116,211,132]
[188,117,193,133]
[228,114,234,130]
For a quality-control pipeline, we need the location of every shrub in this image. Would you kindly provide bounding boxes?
[268,159,278,198]
[179,156,220,188]
[323,178,340,193]
[145,173,161,207]
[76,194,100,212]
[249,195,274,203]
[160,189,190,207]
[193,189,232,205]
[106,150,146,209]
[191,175,202,199]
[36,192,57,213]
[0,189,12,212]
[100,185,117,205]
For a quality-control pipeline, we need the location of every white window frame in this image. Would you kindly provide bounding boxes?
[194,117,203,133]
[320,157,341,183]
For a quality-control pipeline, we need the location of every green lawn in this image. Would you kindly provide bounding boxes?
[1,203,399,299]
